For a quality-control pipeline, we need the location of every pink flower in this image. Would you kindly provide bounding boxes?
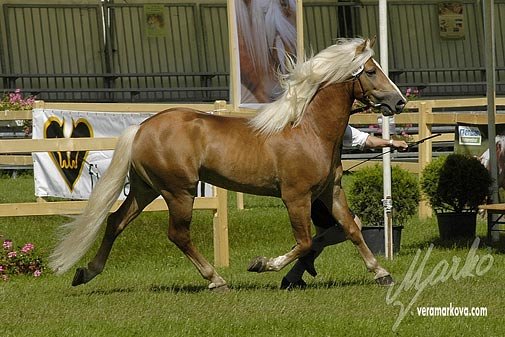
[0,265,4,272]
[7,251,17,258]
[3,240,12,250]
[9,92,21,103]
[33,270,42,277]
[21,243,34,254]
[24,97,35,108]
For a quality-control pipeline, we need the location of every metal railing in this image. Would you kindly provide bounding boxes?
[2,1,505,101]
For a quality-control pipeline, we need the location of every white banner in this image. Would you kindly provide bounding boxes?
[32,108,213,200]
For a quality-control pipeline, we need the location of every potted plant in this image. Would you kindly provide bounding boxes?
[347,164,420,254]
[420,154,491,240]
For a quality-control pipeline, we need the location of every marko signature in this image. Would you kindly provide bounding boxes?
[385,237,494,331]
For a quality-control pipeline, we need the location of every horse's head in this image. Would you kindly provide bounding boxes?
[352,39,406,116]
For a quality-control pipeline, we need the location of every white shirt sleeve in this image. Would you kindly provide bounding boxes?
[343,125,369,150]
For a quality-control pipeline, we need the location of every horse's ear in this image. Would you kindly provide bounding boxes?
[356,39,368,55]
[369,36,377,48]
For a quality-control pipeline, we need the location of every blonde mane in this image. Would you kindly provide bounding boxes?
[249,38,374,136]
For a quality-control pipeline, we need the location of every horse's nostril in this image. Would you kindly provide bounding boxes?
[396,100,406,111]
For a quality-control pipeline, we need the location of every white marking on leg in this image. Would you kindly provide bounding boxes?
[268,255,291,271]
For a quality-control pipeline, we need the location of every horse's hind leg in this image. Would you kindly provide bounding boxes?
[72,176,158,286]
[164,192,228,292]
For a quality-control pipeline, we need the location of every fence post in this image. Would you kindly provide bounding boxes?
[213,100,227,114]
[236,192,244,210]
[418,101,433,218]
[212,100,230,267]
[213,187,229,267]
[34,100,45,109]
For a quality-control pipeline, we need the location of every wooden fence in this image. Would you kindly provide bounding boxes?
[0,100,229,267]
[2,97,505,264]
[346,97,505,217]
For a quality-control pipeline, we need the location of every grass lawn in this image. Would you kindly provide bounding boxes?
[0,174,504,336]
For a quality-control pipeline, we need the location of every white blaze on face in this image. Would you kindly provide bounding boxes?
[372,59,407,102]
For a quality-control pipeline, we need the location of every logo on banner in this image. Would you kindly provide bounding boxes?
[44,116,93,191]
[458,125,481,146]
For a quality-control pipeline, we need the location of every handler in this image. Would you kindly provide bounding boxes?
[281,125,408,290]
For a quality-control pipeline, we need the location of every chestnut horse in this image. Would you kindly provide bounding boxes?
[49,38,406,291]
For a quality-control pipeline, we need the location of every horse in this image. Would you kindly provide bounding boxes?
[49,38,406,291]
[237,0,297,103]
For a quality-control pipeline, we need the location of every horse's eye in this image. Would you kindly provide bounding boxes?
[366,69,377,76]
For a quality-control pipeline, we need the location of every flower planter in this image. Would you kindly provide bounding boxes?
[361,225,403,255]
[436,212,477,240]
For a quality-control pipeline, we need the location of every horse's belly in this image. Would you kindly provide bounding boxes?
[199,168,280,197]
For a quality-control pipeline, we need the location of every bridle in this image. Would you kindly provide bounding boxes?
[349,63,382,115]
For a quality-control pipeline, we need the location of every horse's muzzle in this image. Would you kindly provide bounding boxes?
[376,95,406,116]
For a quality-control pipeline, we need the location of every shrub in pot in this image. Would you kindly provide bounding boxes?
[420,154,491,240]
[347,164,420,254]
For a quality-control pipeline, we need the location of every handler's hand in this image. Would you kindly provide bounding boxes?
[391,140,408,150]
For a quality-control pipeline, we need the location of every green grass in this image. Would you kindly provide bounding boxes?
[0,175,504,336]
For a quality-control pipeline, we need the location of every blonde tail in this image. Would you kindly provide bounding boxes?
[49,125,140,274]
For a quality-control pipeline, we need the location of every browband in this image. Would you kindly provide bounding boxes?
[351,65,364,77]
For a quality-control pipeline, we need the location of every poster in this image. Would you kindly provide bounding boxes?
[32,109,213,200]
[439,2,464,39]
[145,4,167,38]
[233,0,297,107]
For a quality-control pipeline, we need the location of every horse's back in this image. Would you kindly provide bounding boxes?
[131,107,279,195]
[138,107,253,146]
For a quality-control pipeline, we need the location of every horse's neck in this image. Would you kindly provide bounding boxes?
[303,82,354,143]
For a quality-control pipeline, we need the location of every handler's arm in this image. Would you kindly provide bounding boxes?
[364,135,408,150]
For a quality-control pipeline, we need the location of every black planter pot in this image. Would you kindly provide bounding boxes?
[436,212,477,240]
[361,226,403,255]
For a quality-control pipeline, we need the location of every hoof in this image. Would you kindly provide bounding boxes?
[280,277,307,291]
[247,256,268,273]
[375,274,394,286]
[209,283,230,293]
[72,267,98,286]
[72,268,87,286]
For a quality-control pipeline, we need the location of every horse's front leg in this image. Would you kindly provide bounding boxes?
[248,193,312,273]
[322,169,393,286]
